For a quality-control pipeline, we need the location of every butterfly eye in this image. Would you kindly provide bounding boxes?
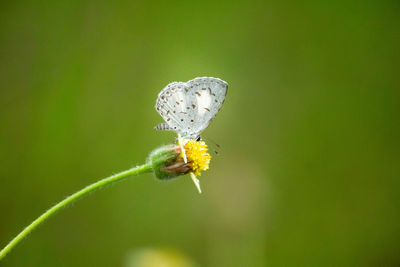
[196,136,201,142]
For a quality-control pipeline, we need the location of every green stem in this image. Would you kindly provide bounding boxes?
[0,163,152,260]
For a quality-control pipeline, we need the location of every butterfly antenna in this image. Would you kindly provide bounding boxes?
[202,135,221,156]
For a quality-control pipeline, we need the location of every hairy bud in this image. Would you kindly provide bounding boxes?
[147,145,191,180]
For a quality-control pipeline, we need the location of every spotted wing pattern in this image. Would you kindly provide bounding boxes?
[155,77,228,139]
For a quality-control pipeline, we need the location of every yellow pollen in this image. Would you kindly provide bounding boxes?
[182,140,212,176]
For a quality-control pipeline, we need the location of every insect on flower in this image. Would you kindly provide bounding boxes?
[154,77,228,193]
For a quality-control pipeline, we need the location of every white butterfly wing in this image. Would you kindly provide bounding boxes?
[155,77,228,139]
[155,81,189,134]
[183,77,228,138]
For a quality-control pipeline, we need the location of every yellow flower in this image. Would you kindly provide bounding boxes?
[147,139,211,193]
[182,140,212,176]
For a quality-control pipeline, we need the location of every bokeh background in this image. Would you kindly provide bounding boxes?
[1,0,399,266]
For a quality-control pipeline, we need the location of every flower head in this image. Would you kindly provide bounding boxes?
[147,140,212,182]
[183,140,211,176]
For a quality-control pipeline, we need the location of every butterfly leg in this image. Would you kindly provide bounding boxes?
[178,134,187,163]
[178,134,201,193]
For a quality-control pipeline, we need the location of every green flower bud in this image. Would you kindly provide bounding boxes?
[147,144,191,180]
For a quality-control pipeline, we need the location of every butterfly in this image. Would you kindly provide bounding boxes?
[154,77,228,140]
[154,77,228,193]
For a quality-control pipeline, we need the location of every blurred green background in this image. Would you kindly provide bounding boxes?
[1,0,399,266]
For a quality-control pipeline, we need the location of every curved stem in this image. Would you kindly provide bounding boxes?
[0,163,152,260]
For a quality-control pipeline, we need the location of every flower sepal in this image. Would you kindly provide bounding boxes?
[147,145,190,180]
[147,140,212,191]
